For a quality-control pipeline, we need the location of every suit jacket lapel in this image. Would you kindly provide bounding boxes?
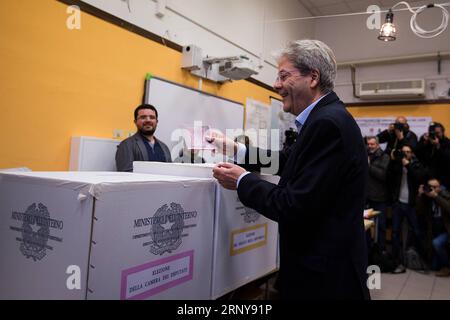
[135,133,150,161]
[294,91,340,146]
[278,92,341,185]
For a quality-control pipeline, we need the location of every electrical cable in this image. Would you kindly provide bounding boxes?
[391,1,449,38]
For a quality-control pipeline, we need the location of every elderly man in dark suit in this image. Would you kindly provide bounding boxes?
[209,40,370,300]
[116,104,172,172]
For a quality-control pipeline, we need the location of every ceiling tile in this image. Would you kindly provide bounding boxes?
[347,0,382,13]
[380,0,429,9]
[308,0,342,7]
[309,7,323,16]
[317,3,352,15]
[298,0,435,16]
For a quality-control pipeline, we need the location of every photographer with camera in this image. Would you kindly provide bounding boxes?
[416,122,450,189]
[389,144,426,273]
[417,178,450,277]
[377,116,418,157]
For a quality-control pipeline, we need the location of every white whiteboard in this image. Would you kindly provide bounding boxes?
[145,77,244,162]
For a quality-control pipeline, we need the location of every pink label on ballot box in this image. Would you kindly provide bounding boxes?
[121,250,194,300]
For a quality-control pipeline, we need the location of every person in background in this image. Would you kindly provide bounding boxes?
[366,136,390,252]
[377,116,418,157]
[115,104,171,172]
[389,144,426,273]
[174,142,205,164]
[209,40,370,300]
[416,122,450,190]
[234,135,251,149]
[417,178,450,277]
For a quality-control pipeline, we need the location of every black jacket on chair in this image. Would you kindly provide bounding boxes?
[237,92,370,300]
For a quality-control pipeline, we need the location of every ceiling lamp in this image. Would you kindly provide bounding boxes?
[378,9,396,41]
[378,2,449,41]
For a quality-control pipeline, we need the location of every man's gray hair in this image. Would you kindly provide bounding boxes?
[366,136,379,144]
[275,40,337,93]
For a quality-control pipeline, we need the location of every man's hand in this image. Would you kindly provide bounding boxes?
[418,184,425,196]
[419,184,438,198]
[388,123,395,133]
[401,158,410,166]
[205,130,238,157]
[422,132,430,144]
[427,189,439,198]
[430,136,440,148]
[395,129,404,141]
[212,162,247,190]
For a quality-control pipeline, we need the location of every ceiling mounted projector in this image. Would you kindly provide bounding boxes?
[217,58,258,80]
[181,45,258,83]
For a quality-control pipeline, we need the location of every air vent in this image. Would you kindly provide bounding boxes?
[359,79,425,99]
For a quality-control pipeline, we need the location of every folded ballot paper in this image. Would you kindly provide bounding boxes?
[183,125,215,150]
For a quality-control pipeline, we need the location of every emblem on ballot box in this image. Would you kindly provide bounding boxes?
[133,203,198,255]
[242,207,260,223]
[9,203,64,261]
[235,196,260,223]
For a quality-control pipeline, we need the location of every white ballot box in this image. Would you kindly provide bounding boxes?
[0,171,215,300]
[133,162,279,299]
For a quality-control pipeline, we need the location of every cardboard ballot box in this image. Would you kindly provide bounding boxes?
[133,162,279,299]
[0,171,215,300]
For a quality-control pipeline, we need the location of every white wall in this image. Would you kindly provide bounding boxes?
[79,0,450,102]
[335,60,450,103]
[80,0,315,86]
[314,4,450,103]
